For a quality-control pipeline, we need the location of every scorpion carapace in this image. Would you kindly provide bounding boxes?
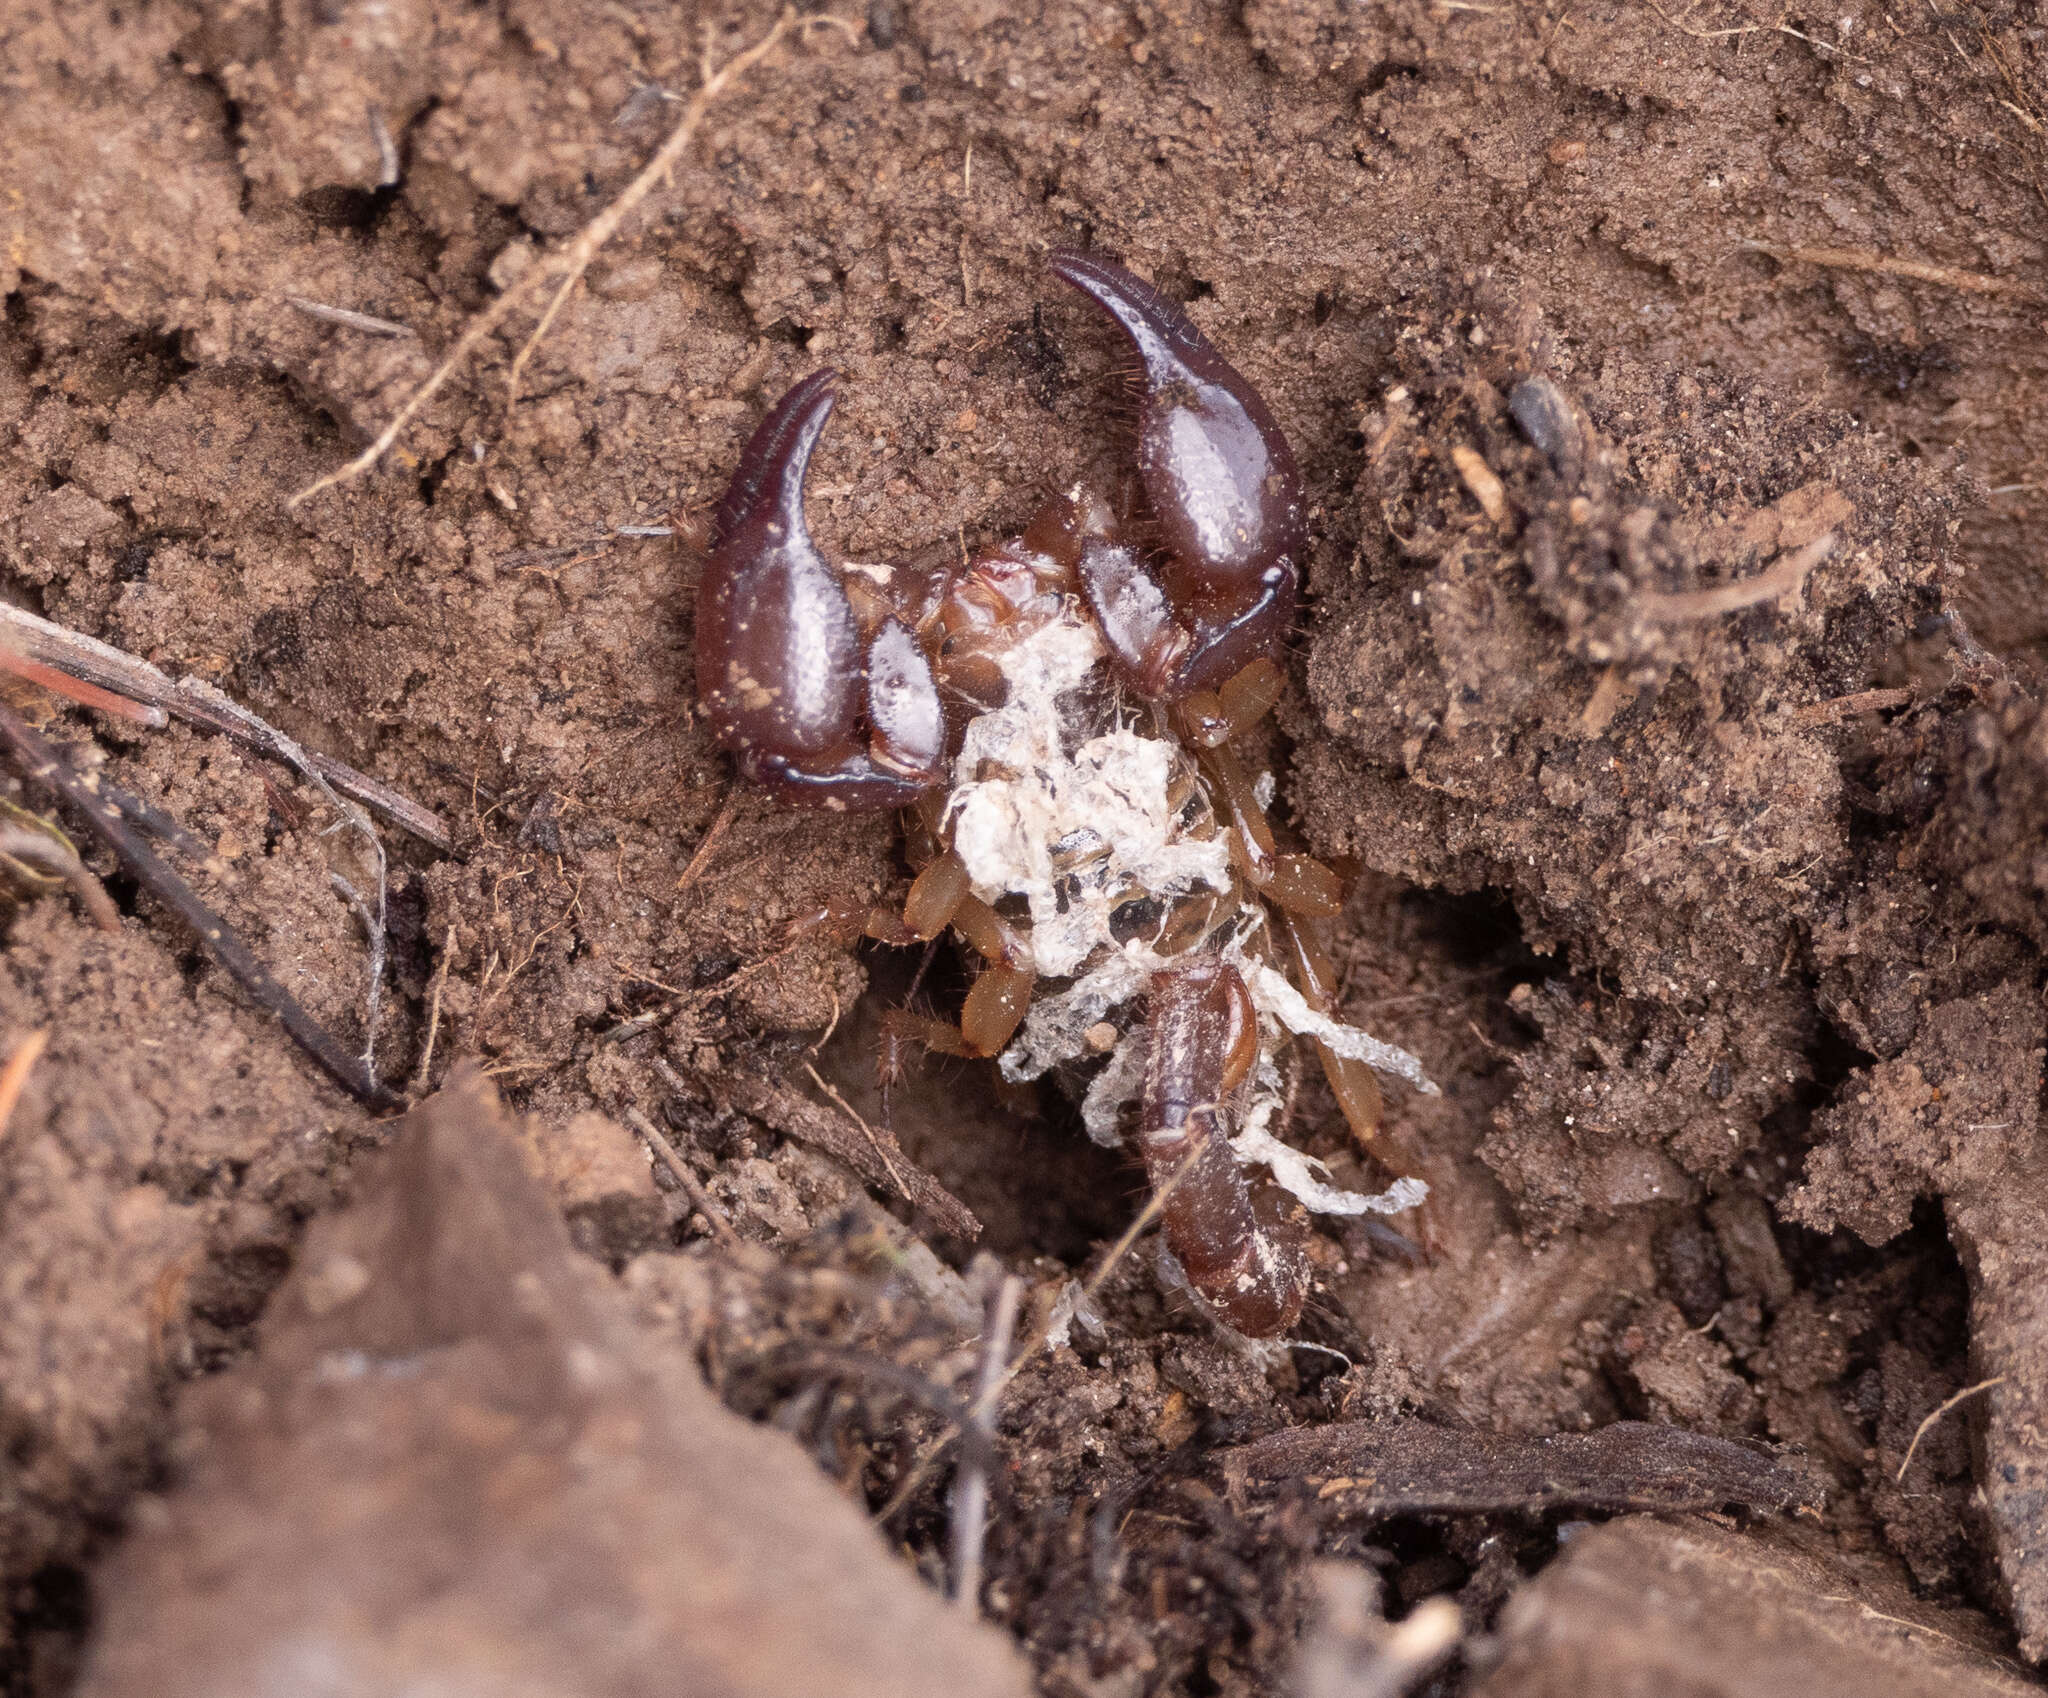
[693,250,1435,1337]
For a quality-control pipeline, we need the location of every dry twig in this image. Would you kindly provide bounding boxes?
[724,1072,980,1239]
[0,652,163,726]
[625,1104,743,1248]
[0,600,448,850]
[0,703,399,1109]
[0,603,404,1070]
[366,102,399,186]
[865,1142,1210,1527]
[951,1273,1023,1610]
[330,873,388,1078]
[1076,1137,1205,1313]
[1742,239,2047,303]
[1647,1,1864,57]
[1227,1418,1824,1516]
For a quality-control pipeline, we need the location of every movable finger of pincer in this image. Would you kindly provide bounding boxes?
[711,367,840,546]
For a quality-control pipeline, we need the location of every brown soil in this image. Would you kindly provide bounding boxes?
[4,0,2048,1692]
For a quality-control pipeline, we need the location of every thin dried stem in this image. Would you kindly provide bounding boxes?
[0,600,448,850]
[951,1273,1023,1610]
[0,651,164,726]
[1790,686,1915,727]
[0,820,121,933]
[285,297,414,338]
[804,1059,909,1197]
[868,1143,1209,1535]
[1897,1376,2005,1484]
[676,786,739,894]
[0,704,398,1108]
[366,103,399,186]
[189,677,393,1080]
[412,924,456,1092]
[1741,239,2047,302]
[0,1030,48,1141]
[1646,1,1864,57]
[625,1105,743,1248]
[330,873,387,1077]
[1081,1137,1205,1311]
[1637,533,1834,622]
[291,8,811,506]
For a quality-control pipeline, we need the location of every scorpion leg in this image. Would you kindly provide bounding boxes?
[947,892,1034,1056]
[1141,958,1310,1337]
[1187,656,1432,1241]
[903,848,971,941]
[897,834,1034,1058]
[696,370,945,810]
[1050,250,1305,700]
[895,849,1034,1057]
[880,856,1032,1056]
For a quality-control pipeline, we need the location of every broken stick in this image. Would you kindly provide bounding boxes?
[0,702,400,1110]
[0,599,449,852]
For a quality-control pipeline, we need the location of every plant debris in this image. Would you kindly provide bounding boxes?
[0,702,397,1108]
[1224,1419,1824,1518]
[75,1070,1032,1698]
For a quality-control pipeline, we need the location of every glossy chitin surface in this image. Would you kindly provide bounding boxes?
[690,254,1418,1336]
[695,370,942,809]
[1140,958,1311,1336]
[1048,249,1304,699]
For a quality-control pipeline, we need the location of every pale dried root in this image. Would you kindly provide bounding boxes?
[961,964,1032,1057]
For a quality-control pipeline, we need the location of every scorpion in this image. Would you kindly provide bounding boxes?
[694,251,1433,1337]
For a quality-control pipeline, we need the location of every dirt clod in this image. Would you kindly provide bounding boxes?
[75,1071,1031,1698]
[1475,1516,2037,1698]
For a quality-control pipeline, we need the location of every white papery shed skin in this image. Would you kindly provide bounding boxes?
[933,604,1433,1222]
[944,619,1231,980]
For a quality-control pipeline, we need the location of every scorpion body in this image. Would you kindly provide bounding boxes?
[694,253,1432,1336]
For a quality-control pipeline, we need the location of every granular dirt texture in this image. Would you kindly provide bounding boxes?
[7,0,2048,1693]
[1474,1515,2039,1698]
[1295,309,1958,1230]
[76,1070,1032,1698]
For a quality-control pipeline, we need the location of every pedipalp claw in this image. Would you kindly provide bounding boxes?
[697,372,863,764]
[1049,250,1306,602]
[1049,251,1305,700]
[696,371,947,812]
